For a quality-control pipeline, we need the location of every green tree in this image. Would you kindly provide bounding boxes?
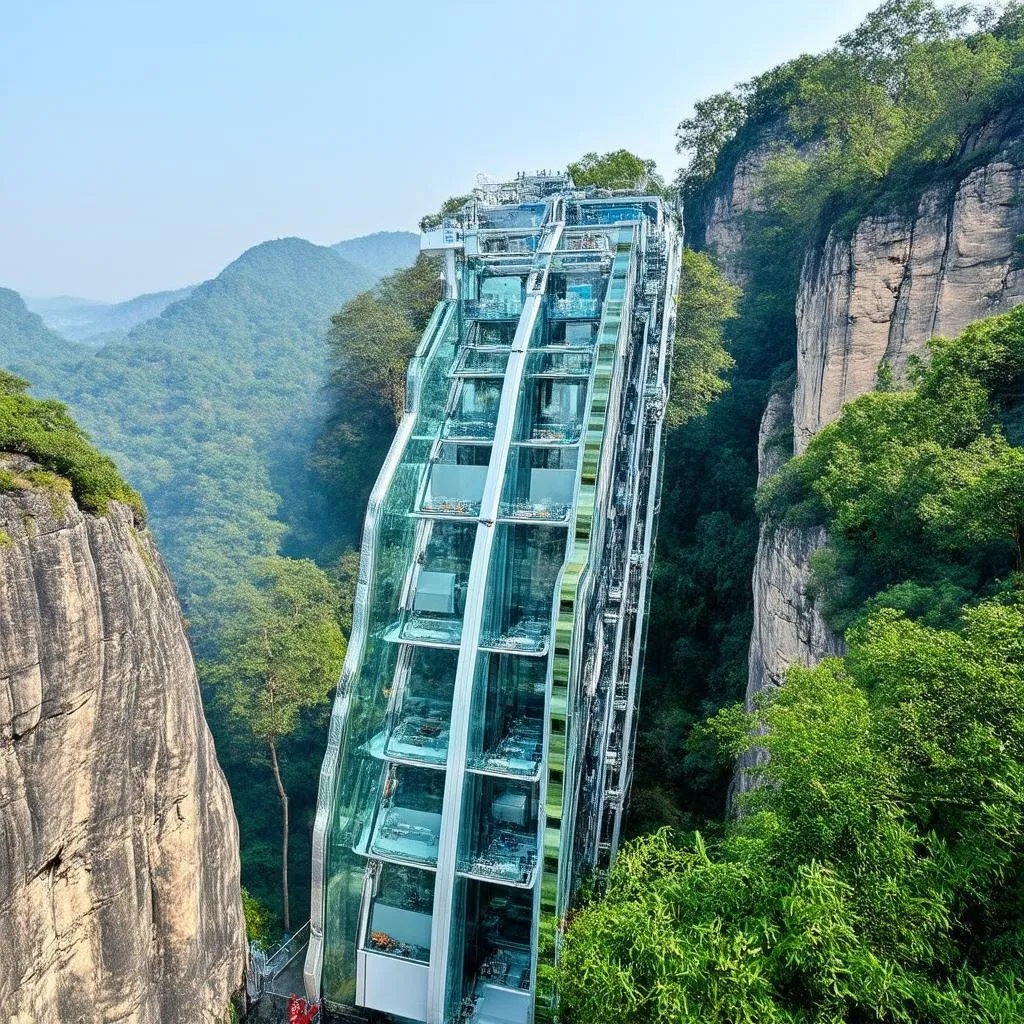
[567,150,664,192]
[675,92,746,191]
[241,887,275,947]
[203,556,344,932]
[921,431,1024,568]
[312,256,442,556]
[326,291,417,426]
[0,369,144,518]
[667,249,740,429]
[561,597,1024,1023]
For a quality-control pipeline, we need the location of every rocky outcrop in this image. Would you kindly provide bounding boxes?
[794,157,1024,451]
[704,144,779,284]
[0,458,245,1023]
[746,136,1024,716]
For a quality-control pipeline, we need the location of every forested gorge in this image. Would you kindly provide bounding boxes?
[4,2,1024,1017]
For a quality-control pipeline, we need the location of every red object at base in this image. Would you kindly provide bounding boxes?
[288,995,320,1024]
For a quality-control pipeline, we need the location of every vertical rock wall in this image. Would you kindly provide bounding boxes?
[745,145,1024,714]
[0,464,246,1023]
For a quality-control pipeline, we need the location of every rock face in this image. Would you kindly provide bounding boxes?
[743,134,1024,713]
[794,157,1024,452]
[703,143,778,284]
[0,462,245,1023]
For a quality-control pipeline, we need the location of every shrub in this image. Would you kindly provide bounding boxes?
[0,370,144,520]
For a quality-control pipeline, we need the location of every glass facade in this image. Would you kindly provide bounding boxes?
[306,177,680,1024]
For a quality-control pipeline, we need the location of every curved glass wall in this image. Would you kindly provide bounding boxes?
[319,306,460,1004]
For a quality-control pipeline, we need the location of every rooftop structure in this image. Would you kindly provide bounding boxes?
[304,173,681,1024]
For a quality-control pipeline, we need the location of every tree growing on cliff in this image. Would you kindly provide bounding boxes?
[667,249,740,429]
[204,556,344,932]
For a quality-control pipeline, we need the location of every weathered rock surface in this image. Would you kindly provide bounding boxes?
[794,158,1024,452]
[0,463,245,1023]
[703,143,778,285]
[743,135,1024,716]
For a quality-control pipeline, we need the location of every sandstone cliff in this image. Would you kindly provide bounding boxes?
[743,133,1024,712]
[0,456,245,1023]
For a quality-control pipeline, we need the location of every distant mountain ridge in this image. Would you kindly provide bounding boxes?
[25,287,196,344]
[22,231,420,344]
[332,230,420,277]
[0,288,82,382]
[0,233,396,605]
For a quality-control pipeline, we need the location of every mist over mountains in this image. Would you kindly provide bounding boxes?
[0,230,420,606]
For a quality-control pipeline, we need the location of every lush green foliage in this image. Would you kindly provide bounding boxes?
[202,556,345,931]
[0,369,144,518]
[635,0,1024,833]
[760,304,1024,630]
[561,595,1024,1023]
[679,0,1024,230]
[667,249,740,428]
[242,887,275,948]
[567,150,665,192]
[419,195,474,232]
[311,255,441,555]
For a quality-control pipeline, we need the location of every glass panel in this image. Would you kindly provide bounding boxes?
[363,864,435,963]
[478,203,546,229]
[322,306,460,1004]
[445,378,503,440]
[558,230,609,252]
[471,322,517,349]
[453,882,535,1023]
[388,520,476,647]
[481,233,539,255]
[455,347,510,375]
[499,445,578,523]
[547,272,604,321]
[529,349,592,378]
[367,647,458,768]
[366,764,445,866]
[478,524,568,655]
[421,444,491,517]
[465,274,525,321]
[457,775,539,886]
[467,654,546,779]
[544,320,597,350]
[525,377,587,445]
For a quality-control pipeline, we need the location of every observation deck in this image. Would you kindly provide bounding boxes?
[304,172,681,1024]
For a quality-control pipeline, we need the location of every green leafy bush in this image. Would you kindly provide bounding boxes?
[561,595,1024,1023]
[761,304,1024,627]
[0,370,144,520]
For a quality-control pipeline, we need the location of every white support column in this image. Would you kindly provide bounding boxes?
[426,220,563,1023]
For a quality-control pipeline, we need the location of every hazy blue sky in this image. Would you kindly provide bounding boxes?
[2,0,885,300]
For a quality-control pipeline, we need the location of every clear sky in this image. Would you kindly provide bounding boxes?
[2,0,885,301]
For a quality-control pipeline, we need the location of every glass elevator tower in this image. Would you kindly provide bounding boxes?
[304,174,680,1023]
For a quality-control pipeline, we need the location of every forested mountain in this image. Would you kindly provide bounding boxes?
[332,230,420,277]
[4,237,384,604]
[0,230,423,927]
[25,286,195,344]
[0,288,82,369]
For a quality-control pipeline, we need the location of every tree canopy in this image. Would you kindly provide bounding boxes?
[561,594,1024,1023]
[203,555,344,931]
[567,150,665,192]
